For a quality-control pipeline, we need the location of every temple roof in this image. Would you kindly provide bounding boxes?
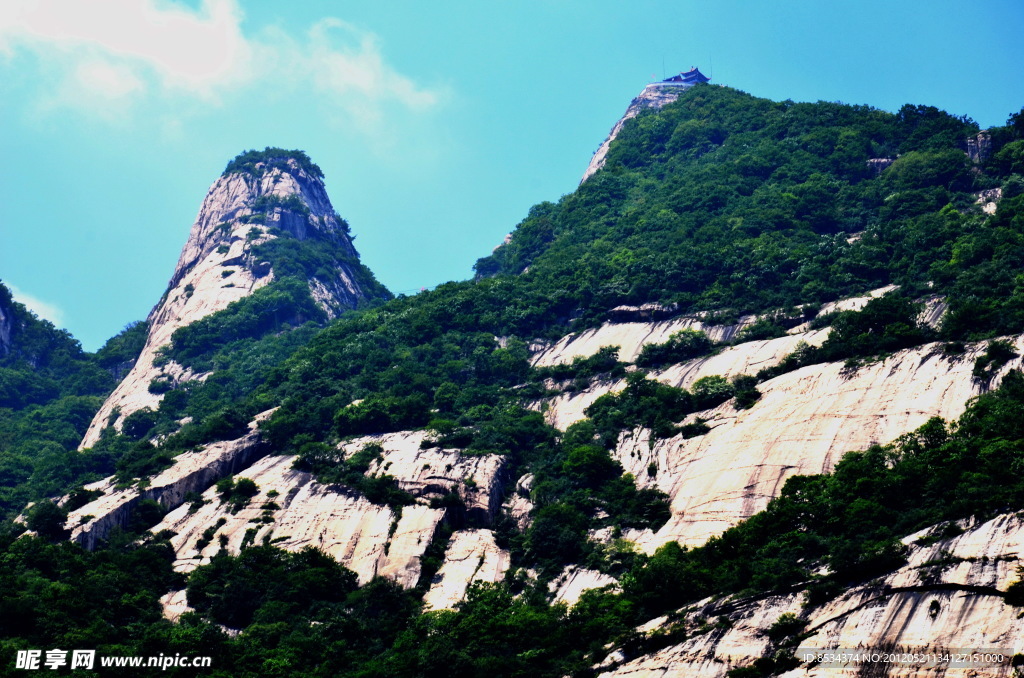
[661,67,710,84]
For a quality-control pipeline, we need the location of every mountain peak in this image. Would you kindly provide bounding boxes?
[222,147,324,180]
[78,150,388,449]
[580,69,710,184]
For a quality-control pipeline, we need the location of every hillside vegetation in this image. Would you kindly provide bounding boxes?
[0,283,146,518]
[3,84,1024,676]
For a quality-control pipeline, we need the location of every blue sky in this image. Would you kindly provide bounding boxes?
[1,0,1023,350]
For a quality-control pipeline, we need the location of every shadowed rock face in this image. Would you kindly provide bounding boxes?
[79,157,380,449]
[0,291,11,357]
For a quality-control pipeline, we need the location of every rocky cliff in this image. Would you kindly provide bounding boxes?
[581,82,697,184]
[79,153,384,449]
[597,512,1024,677]
[533,296,1022,553]
[68,427,514,608]
[60,280,1024,646]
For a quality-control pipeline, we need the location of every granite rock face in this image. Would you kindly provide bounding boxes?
[621,337,1022,551]
[597,513,1024,677]
[422,529,511,610]
[152,453,446,586]
[67,427,513,598]
[966,130,993,163]
[79,157,380,449]
[539,330,1023,552]
[67,413,274,550]
[341,430,510,525]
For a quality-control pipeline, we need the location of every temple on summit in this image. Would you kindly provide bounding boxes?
[656,67,710,87]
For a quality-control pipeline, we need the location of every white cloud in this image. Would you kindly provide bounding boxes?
[6,283,65,327]
[0,0,441,124]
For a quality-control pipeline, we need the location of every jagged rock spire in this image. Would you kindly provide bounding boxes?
[79,151,384,449]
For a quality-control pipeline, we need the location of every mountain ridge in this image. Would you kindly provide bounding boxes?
[3,84,1024,677]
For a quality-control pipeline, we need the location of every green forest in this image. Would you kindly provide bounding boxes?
[2,83,1024,676]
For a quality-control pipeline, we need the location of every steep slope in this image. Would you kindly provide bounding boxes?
[8,86,1024,677]
[581,68,711,183]
[79,149,388,448]
[600,514,1024,677]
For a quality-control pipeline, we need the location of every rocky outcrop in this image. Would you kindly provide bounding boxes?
[623,337,1020,551]
[423,529,511,610]
[967,130,993,164]
[67,415,273,549]
[582,83,695,184]
[152,453,446,585]
[537,329,830,431]
[550,566,617,606]
[68,425,513,600]
[342,431,510,524]
[606,303,681,323]
[504,474,535,530]
[866,157,895,174]
[532,302,1022,552]
[68,424,511,590]
[160,590,192,624]
[976,186,1003,215]
[532,314,761,368]
[533,286,903,370]
[79,155,381,449]
[597,512,1024,677]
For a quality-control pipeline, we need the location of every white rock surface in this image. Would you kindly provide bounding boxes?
[423,529,511,610]
[69,421,515,602]
[160,590,192,623]
[617,337,1024,551]
[538,329,830,431]
[67,421,271,549]
[532,286,905,370]
[80,159,373,449]
[532,315,759,368]
[152,453,445,586]
[504,474,535,530]
[342,431,509,523]
[975,186,1002,215]
[550,566,618,606]
[599,512,1024,677]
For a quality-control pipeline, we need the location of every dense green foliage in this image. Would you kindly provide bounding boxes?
[94,320,148,380]
[532,345,627,390]
[4,89,1024,676]
[585,372,731,444]
[472,87,1024,350]
[0,285,151,518]
[294,442,415,509]
[5,371,1024,676]
[0,284,115,409]
[635,329,714,368]
[223,147,324,179]
[160,279,327,370]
